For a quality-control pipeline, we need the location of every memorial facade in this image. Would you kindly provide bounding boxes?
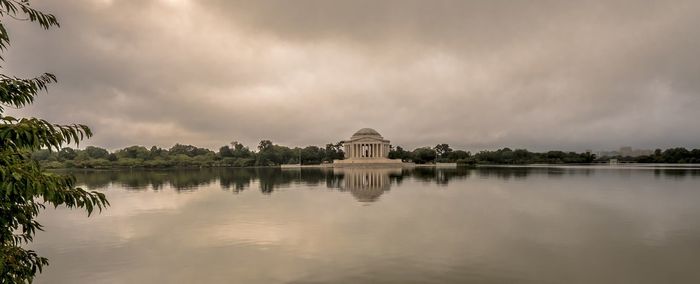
[343,128,390,159]
[334,128,402,165]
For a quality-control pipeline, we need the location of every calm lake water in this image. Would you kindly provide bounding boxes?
[31,166,700,283]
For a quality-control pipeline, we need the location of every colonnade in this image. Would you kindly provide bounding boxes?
[346,142,387,158]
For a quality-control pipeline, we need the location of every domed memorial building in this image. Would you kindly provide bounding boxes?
[334,128,403,166]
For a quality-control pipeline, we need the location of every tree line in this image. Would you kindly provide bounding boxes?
[31,140,346,168]
[605,148,700,164]
[388,144,597,164]
[31,141,700,169]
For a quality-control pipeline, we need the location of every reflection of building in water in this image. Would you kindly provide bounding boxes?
[334,168,400,202]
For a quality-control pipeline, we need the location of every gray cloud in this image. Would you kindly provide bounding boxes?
[4,0,700,151]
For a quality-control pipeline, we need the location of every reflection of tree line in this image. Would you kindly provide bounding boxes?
[69,168,342,192]
[70,168,472,192]
[67,166,700,195]
[399,167,544,184]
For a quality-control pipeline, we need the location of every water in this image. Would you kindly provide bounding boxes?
[30,166,700,283]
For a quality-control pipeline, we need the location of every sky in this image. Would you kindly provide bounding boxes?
[4,0,700,152]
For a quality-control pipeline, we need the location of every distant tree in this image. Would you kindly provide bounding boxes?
[664,147,690,163]
[412,147,437,164]
[0,2,108,282]
[149,146,167,159]
[84,146,109,159]
[73,150,90,163]
[169,144,212,157]
[692,149,700,163]
[300,146,323,165]
[231,141,244,150]
[256,140,278,166]
[116,146,150,160]
[445,150,470,161]
[581,152,596,163]
[230,141,253,158]
[388,145,411,161]
[434,144,453,158]
[219,145,234,158]
[58,147,77,161]
[257,140,273,152]
[324,141,344,162]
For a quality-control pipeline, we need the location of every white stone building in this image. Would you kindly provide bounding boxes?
[334,128,401,165]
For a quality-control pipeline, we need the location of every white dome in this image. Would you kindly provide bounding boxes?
[351,128,383,139]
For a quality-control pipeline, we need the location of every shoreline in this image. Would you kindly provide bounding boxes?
[45,162,700,171]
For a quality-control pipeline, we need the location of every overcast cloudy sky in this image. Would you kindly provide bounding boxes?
[5,0,700,151]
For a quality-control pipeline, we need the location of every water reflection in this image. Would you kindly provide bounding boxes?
[63,165,700,203]
[334,168,399,202]
[35,165,700,284]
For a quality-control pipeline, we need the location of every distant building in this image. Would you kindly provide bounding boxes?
[597,146,653,158]
[334,128,402,165]
[619,146,633,156]
[343,128,390,159]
